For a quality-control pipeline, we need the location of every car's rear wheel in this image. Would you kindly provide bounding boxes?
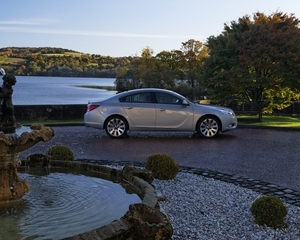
[105,116,128,138]
[197,116,220,138]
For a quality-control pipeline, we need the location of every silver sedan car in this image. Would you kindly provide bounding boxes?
[84,88,237,138]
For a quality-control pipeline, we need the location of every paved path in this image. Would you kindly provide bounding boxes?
[20,126,300,193]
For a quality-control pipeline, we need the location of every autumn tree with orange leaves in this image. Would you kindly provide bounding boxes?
[203,12,300,113]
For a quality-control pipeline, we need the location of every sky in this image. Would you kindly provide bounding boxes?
[0,0,300,57]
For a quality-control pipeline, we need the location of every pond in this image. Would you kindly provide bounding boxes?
[0,167,141,239]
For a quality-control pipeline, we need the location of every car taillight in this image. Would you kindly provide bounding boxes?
[87,104,100,112]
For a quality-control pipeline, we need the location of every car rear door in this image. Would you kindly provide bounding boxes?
[119,92,156,128]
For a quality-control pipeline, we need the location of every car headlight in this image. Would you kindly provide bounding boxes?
[219,109,235,117]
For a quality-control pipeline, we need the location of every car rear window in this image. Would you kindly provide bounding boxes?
[119,93,151,103]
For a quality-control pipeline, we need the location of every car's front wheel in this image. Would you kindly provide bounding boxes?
[197,116,220,138]
[105,116,128,138]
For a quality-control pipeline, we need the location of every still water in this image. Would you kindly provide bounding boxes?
[12,76,117,105]
[0,169,141,239]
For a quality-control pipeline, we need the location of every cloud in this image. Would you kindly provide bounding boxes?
[0,26,203,39]
[0,18,58,25]
[0,17,204,40]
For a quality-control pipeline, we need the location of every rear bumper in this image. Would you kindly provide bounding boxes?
[84,112,105,129]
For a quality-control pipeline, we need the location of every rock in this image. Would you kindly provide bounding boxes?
[122,203,173,240]
[26,153,51,167]
[122,165,154,184]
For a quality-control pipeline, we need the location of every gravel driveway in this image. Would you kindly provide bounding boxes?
[19,126,300,192]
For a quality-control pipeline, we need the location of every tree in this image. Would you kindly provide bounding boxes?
[155,50,181,89]
[263,87,298,114]
[0,47,134,78]
[203,12,300,112]
[139,47,162,88]
[115,57,142,92]
[180,39,208,101]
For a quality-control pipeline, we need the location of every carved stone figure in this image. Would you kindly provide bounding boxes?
[0,73,17,133]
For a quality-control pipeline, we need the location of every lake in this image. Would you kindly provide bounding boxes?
[11,76,117,105]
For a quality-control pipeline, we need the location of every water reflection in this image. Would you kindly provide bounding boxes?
[13,76,117,105]
[0,168,141,240]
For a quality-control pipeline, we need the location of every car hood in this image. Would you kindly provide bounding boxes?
[194,103,234,112]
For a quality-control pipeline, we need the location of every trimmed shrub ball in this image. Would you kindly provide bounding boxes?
[145,153,179,180]
[250,195,287,229]
[46,145,74,161]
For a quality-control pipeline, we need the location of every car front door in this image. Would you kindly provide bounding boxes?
[119,92,156,128]
[154,92,194,130]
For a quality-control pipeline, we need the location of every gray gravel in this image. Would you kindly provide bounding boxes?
[21,126,300,239]
[153,172,300,240]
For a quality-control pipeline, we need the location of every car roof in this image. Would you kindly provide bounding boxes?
[90,88,186,104]
[117,88,181,96]
[120,88,171,93]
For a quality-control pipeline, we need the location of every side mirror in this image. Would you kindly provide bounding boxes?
[182,99,189,105]
[0,68,6,76]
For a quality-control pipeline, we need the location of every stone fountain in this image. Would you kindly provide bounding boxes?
[0,69,54,204]
[0,69,173,239]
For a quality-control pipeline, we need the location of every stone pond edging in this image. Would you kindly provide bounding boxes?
[43,160,174,240]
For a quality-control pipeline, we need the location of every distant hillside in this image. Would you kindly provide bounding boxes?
[0,47,133,77]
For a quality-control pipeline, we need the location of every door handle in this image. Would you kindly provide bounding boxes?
[159,108,165,111]
[125,107,133,109]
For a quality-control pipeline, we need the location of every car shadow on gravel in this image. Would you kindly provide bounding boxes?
[117,131,238,140]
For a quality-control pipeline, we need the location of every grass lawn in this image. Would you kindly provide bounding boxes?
[237,115,300,128]
[0,57,26,64]
[19,119,84,126]
[42,52,83,57]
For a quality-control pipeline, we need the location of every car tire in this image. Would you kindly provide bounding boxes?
[197,116,220,138]
[105,116,128,138]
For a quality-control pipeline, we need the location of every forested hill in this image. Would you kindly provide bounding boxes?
[0,47,133,77]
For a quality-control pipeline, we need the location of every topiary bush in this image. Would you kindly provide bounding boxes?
[46,145,74,161]
[145,154,179,180]
[250,195,287,229]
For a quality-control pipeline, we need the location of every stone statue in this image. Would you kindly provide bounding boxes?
[0,67,54,204]
[0,69,16,133]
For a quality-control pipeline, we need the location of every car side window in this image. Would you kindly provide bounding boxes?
[119,93,151,103]
[154,92,182,104]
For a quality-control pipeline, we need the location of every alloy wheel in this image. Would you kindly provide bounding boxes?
[198,117,219,138]
[105,117,127,138]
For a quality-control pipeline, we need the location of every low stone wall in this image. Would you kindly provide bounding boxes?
[14,105,86,121]
[40,160,173,240]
